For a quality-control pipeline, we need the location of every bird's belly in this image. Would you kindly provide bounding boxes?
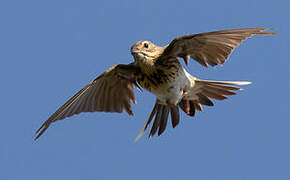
[149,70,191,105]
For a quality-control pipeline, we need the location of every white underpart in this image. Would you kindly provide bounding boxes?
[150,68,195,105]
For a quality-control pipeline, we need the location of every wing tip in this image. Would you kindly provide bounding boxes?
[34,126,47,141]
[134,128,145,142]
[256,28,277,35]
[234,81,252,85]
[34,121,50,141]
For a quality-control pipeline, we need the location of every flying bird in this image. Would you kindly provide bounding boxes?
[35,28,276,141]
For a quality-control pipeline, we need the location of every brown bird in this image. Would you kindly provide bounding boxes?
[35,28,276,141]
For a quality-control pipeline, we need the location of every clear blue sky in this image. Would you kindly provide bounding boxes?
[1,0,289,179]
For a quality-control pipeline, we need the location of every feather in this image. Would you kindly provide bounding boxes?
[170,106,180,128]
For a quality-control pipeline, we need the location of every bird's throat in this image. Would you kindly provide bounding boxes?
[137,59,156,75]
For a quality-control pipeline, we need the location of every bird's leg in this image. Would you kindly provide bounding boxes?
[183,89,190,115]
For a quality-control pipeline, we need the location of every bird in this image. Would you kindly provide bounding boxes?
[34,28,276,141]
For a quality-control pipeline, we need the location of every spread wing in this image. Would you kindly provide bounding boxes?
[158,28,276,67]
[35,63,141,140]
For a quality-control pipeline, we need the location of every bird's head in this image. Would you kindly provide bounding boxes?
[131,40,164,65]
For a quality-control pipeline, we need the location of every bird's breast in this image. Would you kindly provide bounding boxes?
[137,64,179,92]
[137,62,191,105]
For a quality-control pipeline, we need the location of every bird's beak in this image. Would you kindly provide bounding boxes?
[131,47,142,59]
[131,47,139,54]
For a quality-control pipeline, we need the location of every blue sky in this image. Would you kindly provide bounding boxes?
[0,0,289,179]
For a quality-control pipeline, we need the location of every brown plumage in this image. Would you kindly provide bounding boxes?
[35,28,276,141]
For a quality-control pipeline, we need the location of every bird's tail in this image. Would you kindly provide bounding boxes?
[178,79,251,116]
[134,79,251,141]
[134,100,180,142]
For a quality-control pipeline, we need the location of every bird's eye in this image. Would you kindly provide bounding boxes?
[144,43,149,48]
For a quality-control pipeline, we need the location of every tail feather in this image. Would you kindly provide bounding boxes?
[179,79,251,116]
[149,105,164,138]
[196,93,214,106]
[170,106,180,128]
[195,79,251,101]
[201,88,228,100]
[134,100,180,141]
[203,84,237,95]
[134,103,157,142]
[196,79,251,86]
[158,106,169,136]
[189,101,197,114]
[134,79,251,141]
[193,101,203,111]
[179,100,195,116]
